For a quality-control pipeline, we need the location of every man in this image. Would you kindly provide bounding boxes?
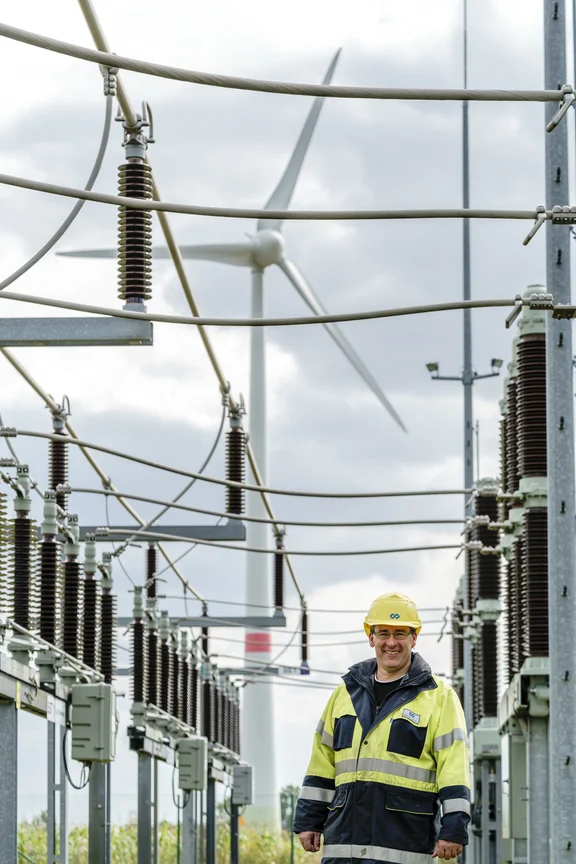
[294,592,469,863]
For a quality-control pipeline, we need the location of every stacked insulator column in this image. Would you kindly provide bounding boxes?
[180,630,192,727]
[0,492,7,615]
[301,609,309,674]
[62,515,82,660]
[226,411,246,515]
[132,586,148,704]
[232,685,241,755]
[171,630,182,722]
[274,530,285,611]
[117,162,152,305]
[203,662,215,743]
[146,545,159,708]
[468,482,500,726]
[190,644,199,730]
[82,538,100,672]
[10,466,37,633]
[100,553,117,685]
[499,287,548,676]
[38,490,60,645]
[158,611,173,715]
[450,583,464,707]
[49,408,69,515]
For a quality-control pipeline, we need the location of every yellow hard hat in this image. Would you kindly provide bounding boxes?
[363,592,422,636]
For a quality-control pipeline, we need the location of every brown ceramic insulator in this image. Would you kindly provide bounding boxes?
[226,428,246,514]
[49,436,69,514]
[191,665,199,730]
[235,702,241,755]
[63,559,82,660]
[505,380,520,496]
[0,494,7,615]
[210,682,217,744]
[180,660,190,727]
[12,518,36,632]
[522,508,548,658]
[147,631,159,706]
[219,687,226,747]
[451,601,464,681]
[203,680,213,742]
[480,623,498,718]
[515,539,528,670]
[100,592,117,684]
[39,538,60,644]
[274,548,284,610]
[146,545,157,600]
[499,418,508,519]
[117,162,153,303]
[301,611,308,666]
[132,620,148,703]
[160,640,172,715]
[517,335,547,478]
[82,578,100,671]
[201,627,209,658]
[172,647,181,722]
[214,684,222,745]
[470,496,499,601]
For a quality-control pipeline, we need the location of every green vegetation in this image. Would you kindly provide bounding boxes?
[18,815,321,864]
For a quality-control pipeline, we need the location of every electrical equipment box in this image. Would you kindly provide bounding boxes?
[70,683,117,763]
[232,764,254,806]
[178,737,208,791]
[501,732,527,841]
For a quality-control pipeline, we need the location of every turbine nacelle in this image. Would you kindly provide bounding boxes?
[251,230,285,269]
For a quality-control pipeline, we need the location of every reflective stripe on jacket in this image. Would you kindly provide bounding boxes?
[293,653,470,864]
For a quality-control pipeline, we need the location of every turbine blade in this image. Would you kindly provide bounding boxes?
[258,48,341,232]
[278,258,407,432]
[58,243,254,267]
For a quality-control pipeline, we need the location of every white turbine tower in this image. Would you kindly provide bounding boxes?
[59,49,406,827]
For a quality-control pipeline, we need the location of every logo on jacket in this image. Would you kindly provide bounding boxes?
[359,850,367,858]
[389,613,400,619]
[403,708,421,723]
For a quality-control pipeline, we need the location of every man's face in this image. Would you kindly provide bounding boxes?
[368,626,417,675]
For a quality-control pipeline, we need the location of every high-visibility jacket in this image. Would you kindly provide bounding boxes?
[293,653,470,864]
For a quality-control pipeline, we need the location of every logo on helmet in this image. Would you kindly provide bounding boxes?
[389,613,400,619]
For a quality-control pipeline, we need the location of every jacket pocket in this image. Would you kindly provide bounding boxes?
[333,715,356,751]
[386,790,435,816]
[387,712,430,759]
[327,784,349,812]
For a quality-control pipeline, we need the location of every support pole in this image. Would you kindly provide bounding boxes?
[182,789,197,863]
[48,722,57,863]
[48,723,69,864]
[243,266,277,827]
[544,1,575,861]
[527,717,549,862]
[206,775,216,864]
[0,700,18,863]
[138,753,152,864]
[89,762,107,864]
[153,758,159,864]
[59,725,68,864]
[230,803,240,864]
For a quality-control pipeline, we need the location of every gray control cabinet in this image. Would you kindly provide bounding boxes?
[70,683,117,763]
[178,737,208,791]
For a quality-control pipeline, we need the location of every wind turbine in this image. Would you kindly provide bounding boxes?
[58,49,407,826]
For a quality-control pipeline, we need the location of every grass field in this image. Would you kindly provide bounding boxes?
[18,817,321,863]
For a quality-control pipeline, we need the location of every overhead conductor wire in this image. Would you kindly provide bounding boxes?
[0,21,572,104]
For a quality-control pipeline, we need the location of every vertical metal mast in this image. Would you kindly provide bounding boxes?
[545,0,575,860]
[462,0,475,734]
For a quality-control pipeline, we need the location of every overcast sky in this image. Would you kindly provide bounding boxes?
[0,0,570,828]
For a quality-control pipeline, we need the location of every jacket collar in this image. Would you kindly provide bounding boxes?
[343,652,433,691]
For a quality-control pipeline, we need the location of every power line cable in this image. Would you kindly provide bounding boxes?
[11,429,472,500]
[0,286,520,325]
[68,487,465,528]
[156,595,449,615]
[0,85,113,292]
[0,22,570,104]
[103,526,461,557]
[0,173,544,223]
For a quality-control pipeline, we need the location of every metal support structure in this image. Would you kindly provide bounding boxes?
[527,717,549,862]
[182,789,197,864]
[48,722,69,864]
[206,775,217,864]
[89,762,108,864]
[138,753,153,864]
[0,317,153,346]
[544,1,576,861]
[153,757,159,864]
[0,700,18,863]
[118,614,286,629]
[79,523,246,542]
[230,803,240,864]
